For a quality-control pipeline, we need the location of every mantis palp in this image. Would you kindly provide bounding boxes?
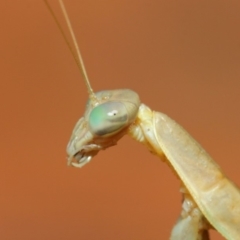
[46,0,240,239]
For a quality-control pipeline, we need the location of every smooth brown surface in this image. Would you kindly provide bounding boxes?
[1,1,240,239]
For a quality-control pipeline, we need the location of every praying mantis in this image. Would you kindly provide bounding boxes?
[45,1,240,239]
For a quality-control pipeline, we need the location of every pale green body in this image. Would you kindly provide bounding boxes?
[67,89,240,240]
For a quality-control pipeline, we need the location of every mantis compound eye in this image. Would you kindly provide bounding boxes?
[89,102,128,136]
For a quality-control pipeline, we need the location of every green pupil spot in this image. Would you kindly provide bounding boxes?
[89,105,105,127]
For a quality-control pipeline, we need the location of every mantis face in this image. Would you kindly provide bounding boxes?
[66,89,140,167]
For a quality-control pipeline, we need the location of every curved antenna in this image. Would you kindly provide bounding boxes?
[44,0,98,103]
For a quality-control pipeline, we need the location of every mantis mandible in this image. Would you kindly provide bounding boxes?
[45,0,240,239]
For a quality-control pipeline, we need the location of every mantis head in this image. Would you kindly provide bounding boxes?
[66,89,140,167]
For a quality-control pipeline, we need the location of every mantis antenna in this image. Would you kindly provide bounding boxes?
[44,0,98,104]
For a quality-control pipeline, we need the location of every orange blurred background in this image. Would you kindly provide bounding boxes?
[1,1,240,239]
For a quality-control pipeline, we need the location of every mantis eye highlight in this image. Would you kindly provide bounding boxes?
[89,102,128,136]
